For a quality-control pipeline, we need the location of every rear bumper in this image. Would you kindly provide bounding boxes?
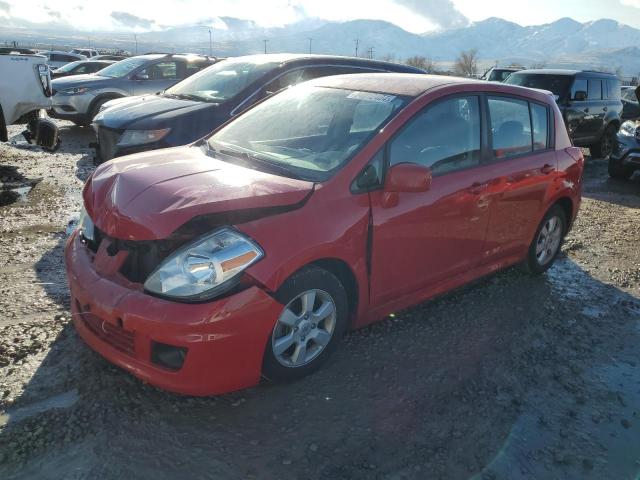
[65,232,283,396]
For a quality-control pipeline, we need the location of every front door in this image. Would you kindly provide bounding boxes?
[369,95,492,307]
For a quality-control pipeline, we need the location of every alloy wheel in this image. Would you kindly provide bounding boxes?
[271,289,336,368]
[535,215,563,266]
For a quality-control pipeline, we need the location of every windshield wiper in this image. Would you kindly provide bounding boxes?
[206,143,305,180]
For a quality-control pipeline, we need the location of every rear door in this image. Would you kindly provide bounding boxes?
[481,95,556,261]
[369,94,493,306]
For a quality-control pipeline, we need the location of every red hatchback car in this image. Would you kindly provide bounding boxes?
[65,74,584,395]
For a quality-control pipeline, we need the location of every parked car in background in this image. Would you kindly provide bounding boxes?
[0,47,36,55]
[505,69,622,158]
[51,60,115,79]
[70,48,99,58]
[92,54,425,162]
[610,86,640,179]
[93,54,129,61]
[0,52,59,150]
[621,86,639,121]
[40,50,87,69]
[66,73,583,395]
[49,54,215,126]
[482,66,521,82]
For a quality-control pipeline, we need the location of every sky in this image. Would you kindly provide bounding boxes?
[2,0,640,33]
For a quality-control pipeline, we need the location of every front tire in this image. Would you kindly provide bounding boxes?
[523,205,566,275]
[590,125,617,159]
[263,266,348,382]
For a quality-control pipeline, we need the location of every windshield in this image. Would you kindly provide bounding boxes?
[56,61,82,73]
[166,58,278,103]
[505,73,573,99]
[98,57,149,78]
[207,85,408,181]
[622,88,637,102]
[488,69,516,82]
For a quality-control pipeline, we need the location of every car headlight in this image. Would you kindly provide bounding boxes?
[117,128,171,147]
[619,121,638,138]
[73,206,95,242]
[144,228,263,301]
[59,87,92,95]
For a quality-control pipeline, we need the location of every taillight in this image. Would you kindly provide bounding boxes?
[36,64,52,97]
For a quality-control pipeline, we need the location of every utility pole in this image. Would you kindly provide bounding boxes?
[308,37,312,54]
[367,47,374,59]
[134,34,138,55]
[208,29,213,56]
[354,38,359,57]
[263,39,268,54]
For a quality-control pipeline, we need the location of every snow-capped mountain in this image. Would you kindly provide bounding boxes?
[2,15,640,75]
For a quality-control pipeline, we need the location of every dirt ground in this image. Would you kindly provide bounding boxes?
[0,121,639,480]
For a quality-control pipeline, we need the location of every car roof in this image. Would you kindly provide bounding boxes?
[511,69,617,78]
[309,73,480,97]
[226,53,424,73]
[43,50,84,55]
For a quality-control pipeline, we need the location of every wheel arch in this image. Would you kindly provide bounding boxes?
[552,196,574,232]
[87,92,126,118]
[0,103,7,142]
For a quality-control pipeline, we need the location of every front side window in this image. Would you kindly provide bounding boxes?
[140,61,178,80]
[588,79,602,100]
[389,96,481,176]
[208,85,407,181]
[488,97,533,158]
[571,79,588,99]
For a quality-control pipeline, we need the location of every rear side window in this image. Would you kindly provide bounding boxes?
[389,95,481,176]
[531,103,549,151]
[588,79,602,100]
[488,97,532,158]
[571,79,588,100]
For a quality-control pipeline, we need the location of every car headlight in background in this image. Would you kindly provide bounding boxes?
[117,128,170,147]
[59,86,92,95]
[144,228,263,301]
[619,121,638,139]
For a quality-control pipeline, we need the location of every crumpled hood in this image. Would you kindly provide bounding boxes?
[95,94,215,129]
[84,145,314,240]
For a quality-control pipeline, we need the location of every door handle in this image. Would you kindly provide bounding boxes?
[541,164,555,174]
[468,182,489,194]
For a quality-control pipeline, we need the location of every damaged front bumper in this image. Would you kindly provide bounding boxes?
[65,231,283,396]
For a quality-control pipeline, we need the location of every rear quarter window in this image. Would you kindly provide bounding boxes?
[571,79,588,100]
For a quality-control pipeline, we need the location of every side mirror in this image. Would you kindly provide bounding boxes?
[134,73,150,81]
[384,163,432,193]
[573,90,587,101]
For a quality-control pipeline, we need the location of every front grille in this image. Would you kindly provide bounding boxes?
[78,302,135,356]
[98,127,122,162]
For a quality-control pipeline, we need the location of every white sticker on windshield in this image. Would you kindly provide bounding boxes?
[347,91,397,103]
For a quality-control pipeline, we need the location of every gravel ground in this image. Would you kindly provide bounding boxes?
[0,121,639,480]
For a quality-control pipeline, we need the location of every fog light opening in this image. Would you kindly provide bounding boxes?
[151,341,188,371]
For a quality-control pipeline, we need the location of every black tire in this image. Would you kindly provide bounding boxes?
[88,97,113,124]
[263,266,348,382]
[589,124,617,159]
[523,205,567,275]
[608,157,634,180]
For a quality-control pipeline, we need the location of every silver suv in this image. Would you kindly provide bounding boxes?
[49,54,214,126]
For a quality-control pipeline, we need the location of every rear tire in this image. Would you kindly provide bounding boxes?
[523,205,566,275]
[589,125,617,159]
[263,266,348,383]
[608,157,634,180]
[88,98,112,124]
